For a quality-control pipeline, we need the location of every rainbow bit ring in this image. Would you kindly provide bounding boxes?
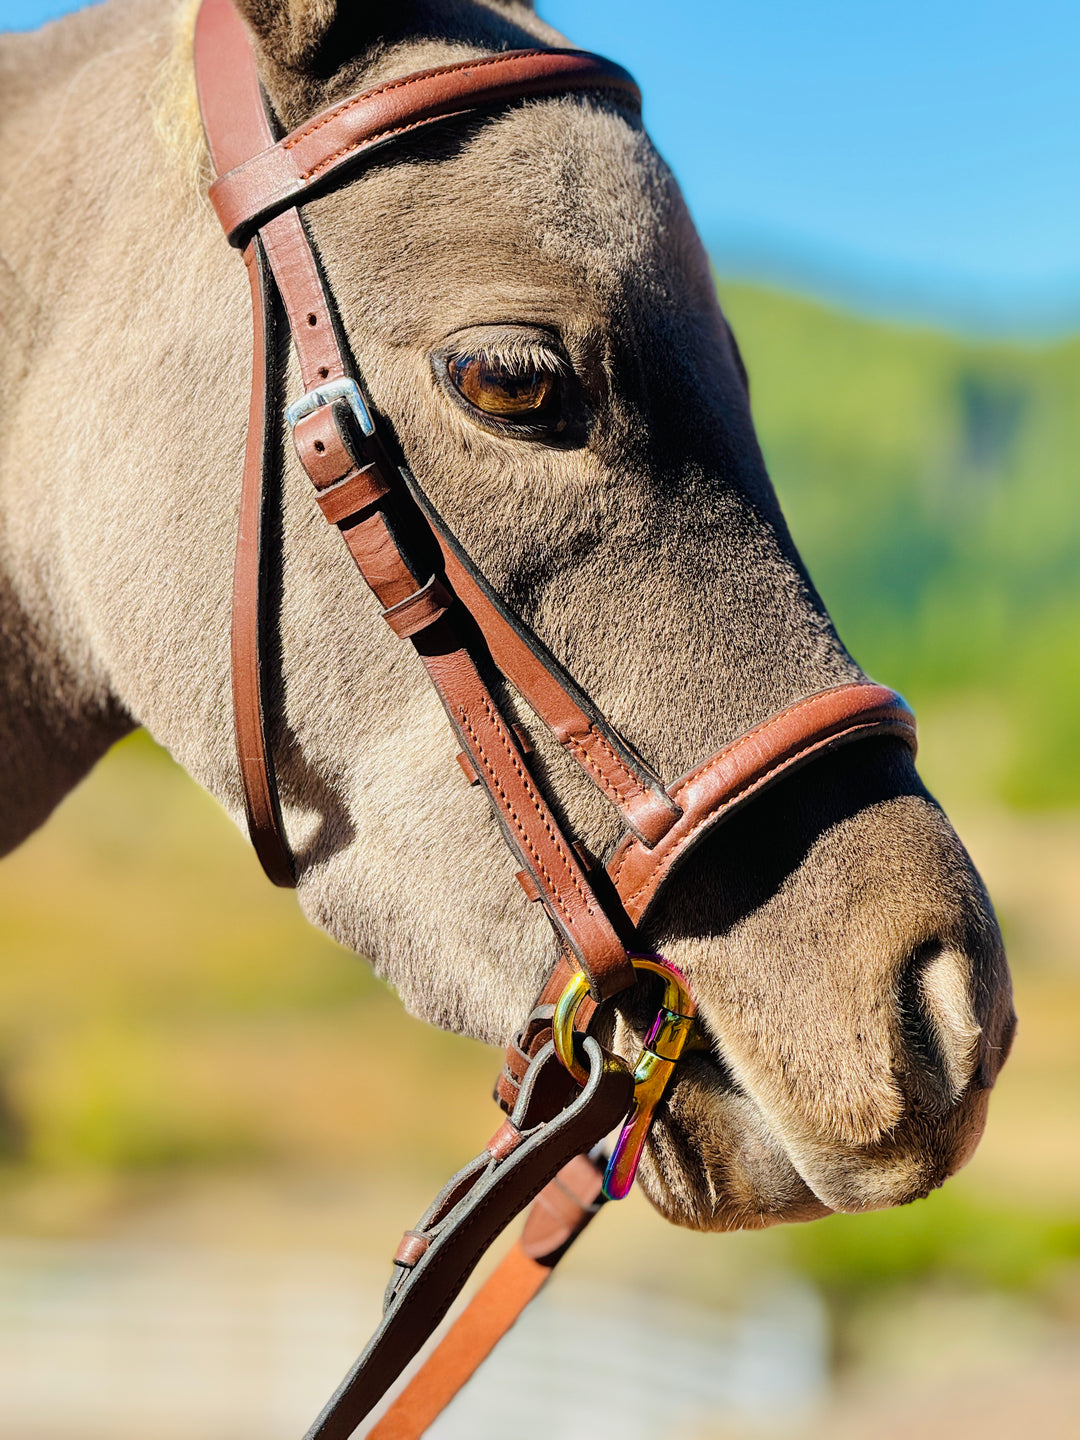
[553,953,698,1200]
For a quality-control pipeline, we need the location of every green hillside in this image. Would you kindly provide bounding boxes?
[720,283,1080,808]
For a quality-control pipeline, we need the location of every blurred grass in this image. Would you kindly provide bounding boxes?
[0,281,1078,1326]
[0,731,500,1185]
[783,1187,1080,1302]
[721,282,1080,807]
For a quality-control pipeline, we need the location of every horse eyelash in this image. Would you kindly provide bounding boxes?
[454,341,569,376]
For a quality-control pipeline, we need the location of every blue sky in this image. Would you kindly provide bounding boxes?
[4,0,1077,332]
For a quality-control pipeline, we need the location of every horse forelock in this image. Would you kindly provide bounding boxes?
[150,0,210,199]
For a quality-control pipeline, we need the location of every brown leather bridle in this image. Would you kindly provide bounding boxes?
[193,2,917,1434]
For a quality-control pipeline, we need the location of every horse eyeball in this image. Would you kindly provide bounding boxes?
[447,354,556,418]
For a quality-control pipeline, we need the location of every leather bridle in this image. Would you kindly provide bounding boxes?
[193,2,917,1434]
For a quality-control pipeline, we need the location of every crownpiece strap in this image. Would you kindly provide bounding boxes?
[209,47,641,246]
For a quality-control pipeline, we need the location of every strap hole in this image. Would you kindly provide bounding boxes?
[307,313,318,326]
[318,366,329,379]
[314,440,325,453]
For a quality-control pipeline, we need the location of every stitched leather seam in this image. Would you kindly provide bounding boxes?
[611,689,904,885]
[478,696,597,916]
[610,693,859,889]
[616,717,903,904]
[283,55,634,183]
[669,690,904,809]
[567,726,646,804]
[472,699,596,921]
[566,740,636,802]
[283,50,553,148]
[299,115,448,182]
[458,711,570,917]
[588,724,643,788]
[458,697,596,921]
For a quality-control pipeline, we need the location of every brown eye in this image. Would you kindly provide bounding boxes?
[447,354,557,419]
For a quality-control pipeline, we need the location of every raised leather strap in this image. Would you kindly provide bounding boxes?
[197,0,295,882]
[303,1041,632,1440]
[609,683,917,924]
[367,1153,606,1440]
[209,48,641,246]
[194,0,275,173]
[229,236,295,887]
[411,622,633,995]
[402,473,682,847]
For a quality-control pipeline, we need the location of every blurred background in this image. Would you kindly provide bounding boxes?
[1,1,1078,1436]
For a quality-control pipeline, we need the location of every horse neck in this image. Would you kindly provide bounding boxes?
[0,523,131,855]
[0,4,159,853]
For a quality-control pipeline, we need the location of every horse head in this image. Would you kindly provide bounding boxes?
[1,0,1014,1233]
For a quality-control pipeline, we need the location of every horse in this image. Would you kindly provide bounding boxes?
[1,0,1013,1273]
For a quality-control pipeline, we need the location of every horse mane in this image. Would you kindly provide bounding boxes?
[150,0,210,200]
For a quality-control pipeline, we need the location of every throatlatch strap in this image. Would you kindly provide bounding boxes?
[229,237,294,887]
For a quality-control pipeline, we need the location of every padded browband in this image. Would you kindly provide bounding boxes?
[209,48,642,246]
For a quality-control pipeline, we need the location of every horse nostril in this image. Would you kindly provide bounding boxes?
[899,942,982,1112]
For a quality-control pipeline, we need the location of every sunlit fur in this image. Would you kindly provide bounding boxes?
[0,0,1015,1230]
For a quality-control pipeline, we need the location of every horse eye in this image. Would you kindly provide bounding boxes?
[447,354,557,420]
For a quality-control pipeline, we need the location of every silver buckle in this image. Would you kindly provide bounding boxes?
[285,376,374,437]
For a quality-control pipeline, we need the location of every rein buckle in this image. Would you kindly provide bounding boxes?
[552,953,698,1200]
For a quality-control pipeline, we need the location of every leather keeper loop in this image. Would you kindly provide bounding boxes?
[292,402,360,489]
[456,751,480,784]
[624,786,683,847]
[515,869,542,902]
[494,1069,518,1113]
[382,575,453,639]
[486,1119,523,1161]
[393,1230,431,1268]
[315,464,390,525]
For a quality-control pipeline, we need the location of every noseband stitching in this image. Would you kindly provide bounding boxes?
[613,718,902,905]
[458,698,598,921]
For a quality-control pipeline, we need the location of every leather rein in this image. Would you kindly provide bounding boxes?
[193,2,917,1434]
